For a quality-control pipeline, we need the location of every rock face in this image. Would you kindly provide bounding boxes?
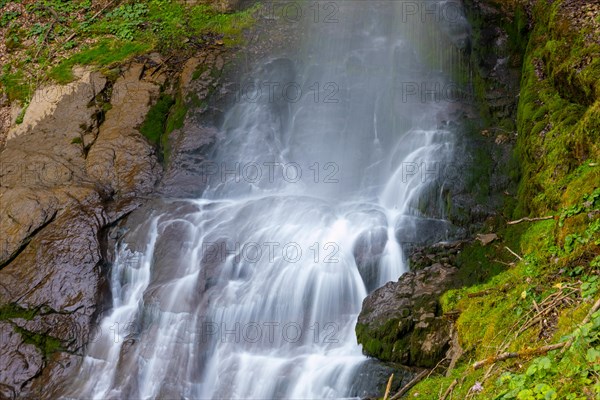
[0,63,162,398]
[356,262,459,368]
[86,64,162,197]
[158,50,225,198]
[348,360,420,400]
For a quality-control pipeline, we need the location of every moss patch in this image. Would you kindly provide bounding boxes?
[0,303,38,321]
[49,39,151,84]
[140,94,175,145]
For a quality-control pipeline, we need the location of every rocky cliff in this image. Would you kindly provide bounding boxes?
[0,61,166,398]
[0,1,253,397]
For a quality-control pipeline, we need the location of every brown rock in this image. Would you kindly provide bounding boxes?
[0,62,162,398]
[356,263,459,367]
[86,63,162,197]
[0,322,44,398]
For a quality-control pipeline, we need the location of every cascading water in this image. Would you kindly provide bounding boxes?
[64,1,470,398]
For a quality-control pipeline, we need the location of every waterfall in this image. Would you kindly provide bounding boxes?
[64,1,470,398]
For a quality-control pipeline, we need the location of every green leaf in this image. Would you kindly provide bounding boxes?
[538,357,552,370]
[517,389,535,400]
[586,348,600,362]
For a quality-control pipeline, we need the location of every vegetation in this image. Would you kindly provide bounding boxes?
[0,303,64,358]
[404,0,600,397]
[0,0,256,101]
[139,94,175,144]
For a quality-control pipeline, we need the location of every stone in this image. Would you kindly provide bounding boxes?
[476,233,498,246]
[352,227,388,293]
[356,263,459,368]
[348,359,420,399]
[6,68,106,141]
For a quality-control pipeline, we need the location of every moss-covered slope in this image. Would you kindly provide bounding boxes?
[400,0,599,398]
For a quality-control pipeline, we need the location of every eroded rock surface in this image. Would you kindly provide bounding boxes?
[0,63,162,398]
[356,262,459,368]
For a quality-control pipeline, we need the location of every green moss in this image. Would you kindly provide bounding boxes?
[519,219,556,255]
[139,94,175,145]
[356,319,404,363]
[165,95,187,134]
[515,0,600,217]
[192,65,208,81]
[14,326,62,358]
[0,65,31,102]
[0,303,38,321]
[189,92,208,109]
[0,303,64,358]
[404,0,600,397]
[15,103,27,124]
[49,39,151,84]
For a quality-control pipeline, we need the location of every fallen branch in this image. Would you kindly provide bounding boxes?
[383,373,394,400]
[507,216,554,225]
[504,246,523,261]
[492,259,514,267]
[390,369,430,400]
[473,342,566,369]
[560,297,600,354]
[440,379,458,400]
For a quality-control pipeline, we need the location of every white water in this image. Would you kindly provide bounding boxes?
[65,1,469,398]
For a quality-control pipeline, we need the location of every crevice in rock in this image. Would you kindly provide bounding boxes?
[0,210,57,271]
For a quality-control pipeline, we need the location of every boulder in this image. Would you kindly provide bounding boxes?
[356,263,458,368]
[352,227,388,293]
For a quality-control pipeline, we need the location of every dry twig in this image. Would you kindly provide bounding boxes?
[439,379,458,400]
[383,374,393,400]
[474,297,600,369]
[504,246,523,261]
[390,369,430,400]
[507,216,555,225]
[472,343,566,369]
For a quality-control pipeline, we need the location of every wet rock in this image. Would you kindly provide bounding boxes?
[0,62,162,398]
[158,123,219,198]
[348,359,420,399]
[353,227,388,293]
[86,64,162,197]
[408,240,465,271]
[158,51,227,198]
[476,232,498,245]
[0,322,44,398]
[356,263,459,368]
[0,205,108,396]
[0,68,107,266]
[394,215,461,247]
